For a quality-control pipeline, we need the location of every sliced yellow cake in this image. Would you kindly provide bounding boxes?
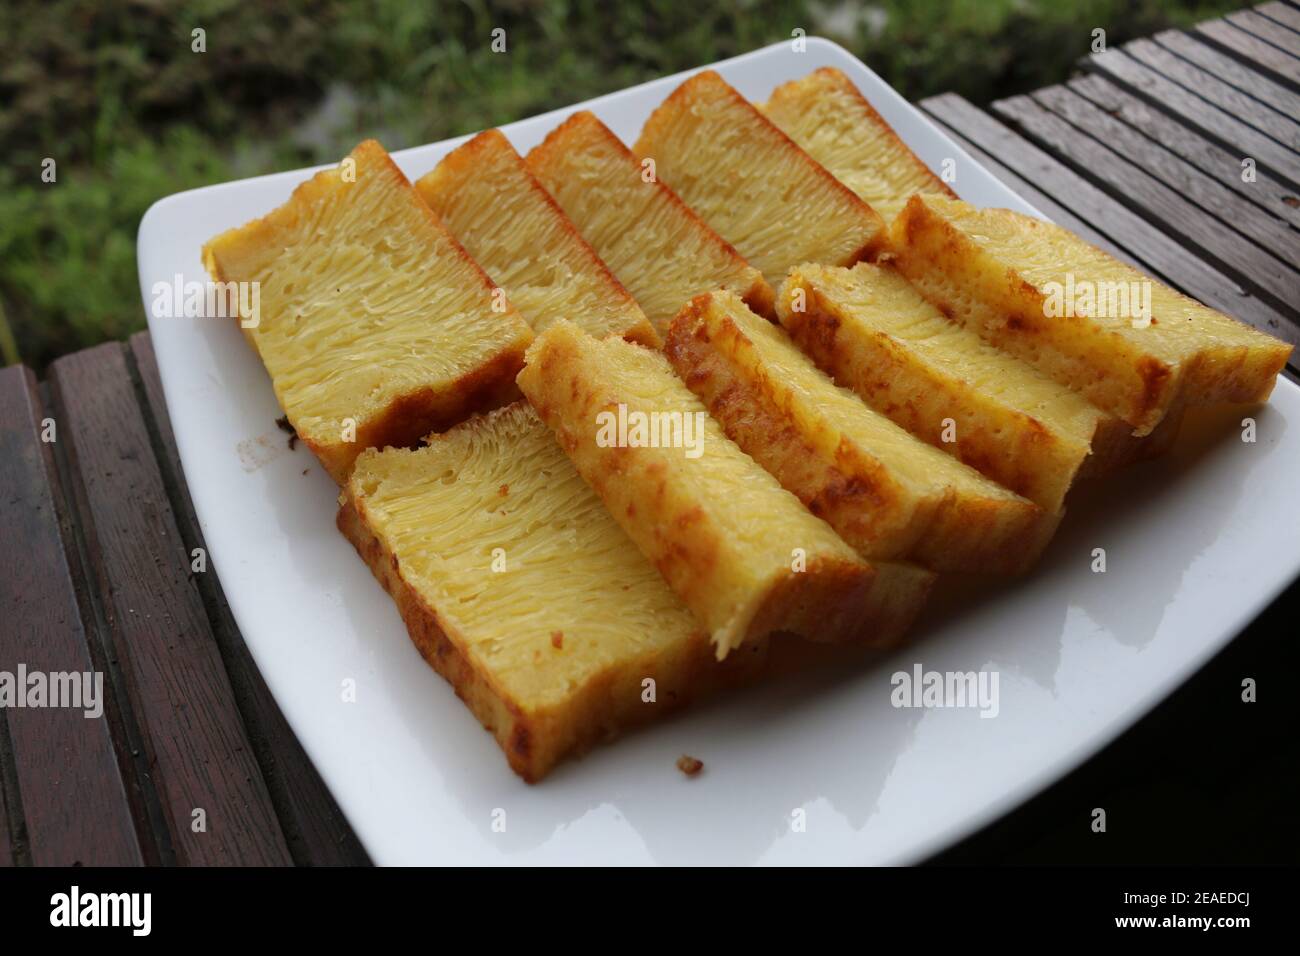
[632,70,885,285]
[202,139,533,482]
[760,67,957,223]
[778,262,1183,512]
[339,403,769,782]
[517,321,929,658]
[889,194,1293,434]
[665,290,1060,574]
[525,110,773,337]
[415,129,658,346]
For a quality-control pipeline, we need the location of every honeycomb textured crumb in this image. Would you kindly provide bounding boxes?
[761,67,956,223]
[527,110,773,336]
[890,193,1292,434]
[341,402,767,781]
[633,71,885,286]
[202,139,533,481]
[666,288,1058,574]
[416,129,657,346]
[517,320,880,657]
[779,262,1111,512]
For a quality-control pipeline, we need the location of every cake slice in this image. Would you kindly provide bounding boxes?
[202,139,533,482]
[632,70,885,285]
[889,193,1293,434]
[525,111,773,337]
[778,262,1182,512]
[339,403,769,782]
[415,129,658,346]
[517,321,929,658]
[665,290,1060,574]
[760,67,957,223]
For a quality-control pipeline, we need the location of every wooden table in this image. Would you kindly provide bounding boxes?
[2,3,1298,866]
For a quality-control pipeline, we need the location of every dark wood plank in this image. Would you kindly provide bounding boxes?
[919,101,1138,264]
[1198,18,1300,88]
[1031,84,1300,266]
[1084,49,1300,188]
[1067,73,1300,231]
[1228,8,1300,56]
[0,707,18,865]
[128,333,368,866]
[1257,1,1300,35]
[48,343,292,866]
[1123,37,1300,152]
[919,94,1300,357]
[1152,30,1300,142]
[993,93,1300,321]
[35,383,171,866]
[0,365,144,865]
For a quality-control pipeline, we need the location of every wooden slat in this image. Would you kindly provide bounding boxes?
[1153,29,1300,121]
[1198,18,1300,88]
[0,709,17,865]
[0,365,144,865]
[1227,8,1300,56]
[128,333,368,866]
[918,94,1300,357]
[1031,85,1300,266]
[1257,1,1300,35]
[993,93,1300,322]
[920,95,1189,271]
[48,343,292,866]
[1067,73,1300,232]
[1085,49,1300,188]
[36,383,170,865]
[1123,38,1300,152]
[919,100,1138,264]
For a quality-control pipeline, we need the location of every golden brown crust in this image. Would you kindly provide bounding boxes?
[525,110,599,171]
[666,293,1059,575]
[636,71,882,238]
[770,67,957,204]
[740,277,778,321]
[629,73,883,280]
[419,129,660,347]
[203,139,532,484]
[520,333,732,630]
[527,111,776,317]
[364,139,511,302]
[639,73,863,222]
[779,271,1089,512]
[337,495,545,777]
[889,208,1190,476]
[1081,400,1186,477]
[338,488,771,782]
[208,226,527,484]
[350,347,527,470]
[855,562,936,650]
[1183,327,1292,405]
[889,194,1178,434]
[517,323,879,653]
[666,300,916,556]
[886,195,1290,435]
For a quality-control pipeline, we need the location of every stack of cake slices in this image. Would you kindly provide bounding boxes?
[203,68,1292,781]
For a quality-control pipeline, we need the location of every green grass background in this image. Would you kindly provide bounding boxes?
[0,0,1238,369]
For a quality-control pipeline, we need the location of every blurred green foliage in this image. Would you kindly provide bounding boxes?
[0,0,1239,368]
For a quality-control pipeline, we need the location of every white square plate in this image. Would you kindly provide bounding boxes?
[137,38,1300,865]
